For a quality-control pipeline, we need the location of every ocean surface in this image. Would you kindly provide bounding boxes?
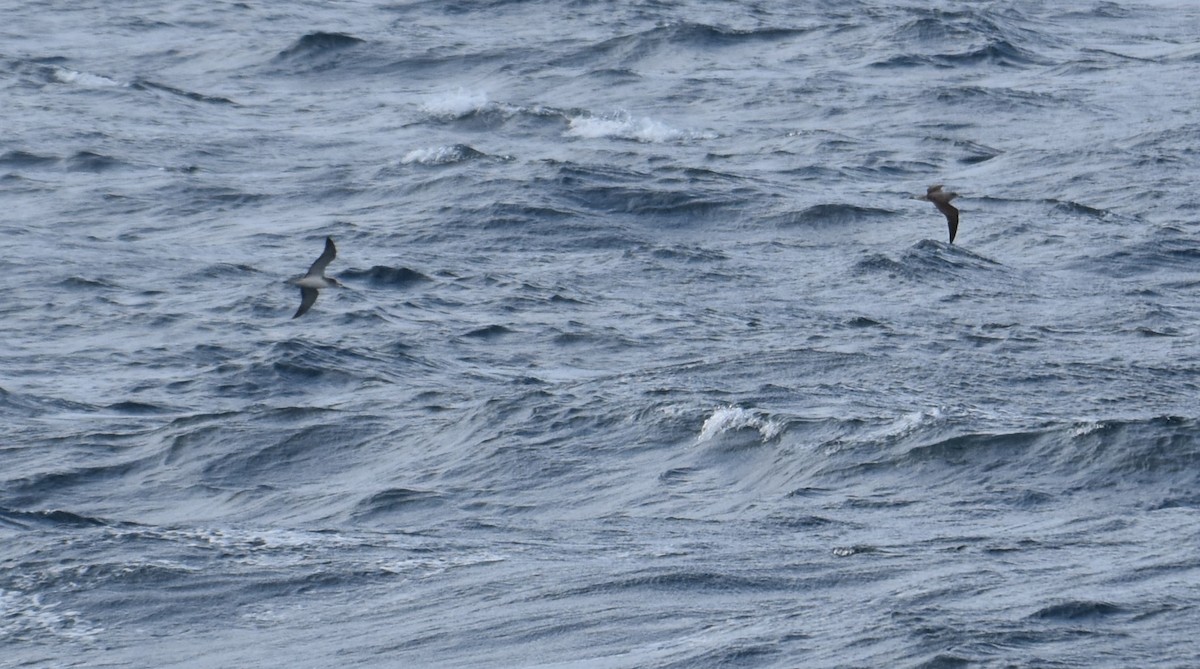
[3,1,1200,667]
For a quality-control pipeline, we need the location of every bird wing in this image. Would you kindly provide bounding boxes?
[305,237,337,277]
[935,201,960,244]
[293,286,319,319]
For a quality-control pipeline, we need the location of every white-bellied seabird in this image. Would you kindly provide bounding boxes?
[917,185,960,244]
[288,236,340,318]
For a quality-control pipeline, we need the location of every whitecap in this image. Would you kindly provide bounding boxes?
[1071,420,1105,437]
[566,110,714,143]
[51,67,120,88]
[400,144,480,166]
[696,405,784,444]
[422,87,491,118]
[0,588,103,642]
[866,407,943,442]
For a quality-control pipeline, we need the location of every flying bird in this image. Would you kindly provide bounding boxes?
[287,236,341,318]
[916,184,960,244]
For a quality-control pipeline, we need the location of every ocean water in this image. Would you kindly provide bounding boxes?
[3,1,1200,667]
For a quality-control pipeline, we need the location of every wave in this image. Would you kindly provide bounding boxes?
[1029,600,1126,621]
[49,65,121,88]
[352,487,447,519]
[565,110,715,143]
[57,276,118,290]
[462,324,514,339]
[200,414,385,489]
[0,150,61,168]
[851,240,1003,283]
[6,459,150,509]
[810,414,1200,508]
[644,243,729,264]
[400,144,489,166]
[551,327,635,349]
[65,150,127,172]
[176,185,271,207]
[1078,225,1200,279]
[274,31,365,60]
[774,203,895,228]
[930,85,1066,111]
[552,21,814,70]
[9,57,232,109]
[630,22,816,51]
[696,406,785,446]
[552,161,744,222]
[878,7,1057,70]
[271,31,367,73]
[0,507,111,530]
[0,55,114,90]
[571,567,791,597]
[0,586,104,643]
[415,90,712,145]
[418,91,577,138]
[872,40,1048,69]
[420,88,494,119]
[340,265,431,288]
[130,79,237,105]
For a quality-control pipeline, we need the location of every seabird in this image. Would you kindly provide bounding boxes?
[287,236,341,318]
[917,184,960,244]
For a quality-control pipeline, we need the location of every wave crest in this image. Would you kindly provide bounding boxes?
[567,111,715,143]
[275,32,365,60]
[697,406,784,445]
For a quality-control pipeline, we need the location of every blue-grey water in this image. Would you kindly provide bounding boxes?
[3,1,1200,667]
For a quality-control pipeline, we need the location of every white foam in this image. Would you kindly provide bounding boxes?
[697,405,784,444]
[566,111,715,143]
[52,67,120,88]
[868,407,942,442]
[0,588,103,642]
[1071,420,1104,437]
[401,145,469,165]
[422,88,490,118]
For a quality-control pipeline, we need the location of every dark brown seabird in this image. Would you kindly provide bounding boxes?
[287,236,341,318]
[917,184,960,244]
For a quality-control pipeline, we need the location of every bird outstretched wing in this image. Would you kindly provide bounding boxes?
[294,286,319,319]
[305,237,337,278]
[936,201,959,244]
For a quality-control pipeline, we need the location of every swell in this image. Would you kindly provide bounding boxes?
[805,415,1200,509]
[1081,225,1200,278]
[851,240,1006,286]
[874,7,1058,69]
[872,40,1049,69]
[551,21,815,69]
[773,203,895,228]
[274,31,366,62]
[551,162,751,223]
[130,79,237,105]
[0,507,111,530]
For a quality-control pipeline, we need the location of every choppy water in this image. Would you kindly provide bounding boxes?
[4,1,1200,667]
